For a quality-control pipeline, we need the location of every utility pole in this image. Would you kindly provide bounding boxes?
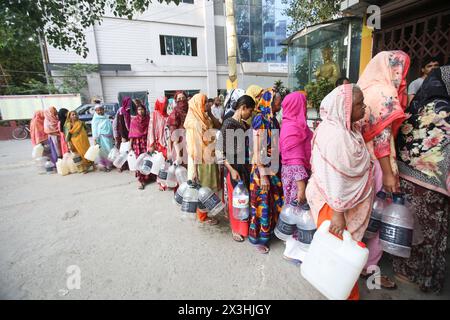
[225,0,238,90]
[38,32,51,94]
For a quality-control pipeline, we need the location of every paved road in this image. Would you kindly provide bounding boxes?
[0,140,448,300]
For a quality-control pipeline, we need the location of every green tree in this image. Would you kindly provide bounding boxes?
[282,0,341,33]
[0,25,45,95]
[1,0,181,58]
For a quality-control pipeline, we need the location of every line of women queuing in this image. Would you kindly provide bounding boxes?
[31,104,115,173]
[29,50,449,299]
[206,50,448,298]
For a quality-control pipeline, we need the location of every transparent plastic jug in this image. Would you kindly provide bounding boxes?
[175,165,188,185]
[44,160,55,174]
[32,143,44,159]
[108,147,120,162]
[181,180,199,220]
[275,200,301,241]
[296,203,317,252]
[232,181,249,221]
[113,152,128,169]
[365,191,387,239]
[380,193,414,258]
[166,162,178,188]
[72,152,84,173]
[84,144,100,162]
[127,150,138,171]
[150,152,165,175]
[63,153,77,174]
[198,185,225,217]
[174,181,189,206]
[136,153,153,175]
[35,156,49,174]
[157,161,170,187]
[301,220,369,300]
[56,159,69,176]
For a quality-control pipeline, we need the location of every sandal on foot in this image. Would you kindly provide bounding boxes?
[394,273,415,287]
[380,275,397,290]
[256,245,270,254]
[361,271,397,290]
[232,232,244,242]
[202,218,219,226]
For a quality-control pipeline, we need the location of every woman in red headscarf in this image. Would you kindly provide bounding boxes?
[148,96,170,190]
[129,99,154,189]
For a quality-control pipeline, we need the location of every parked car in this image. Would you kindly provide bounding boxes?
[74,103,119,135]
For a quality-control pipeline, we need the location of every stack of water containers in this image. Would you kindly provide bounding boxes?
[379,192,414,258]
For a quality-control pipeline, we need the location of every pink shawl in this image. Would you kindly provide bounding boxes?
[128,112,150,139]
[43,106,60,135]
[357,50,410,142]
[279,92,312,168]
[148,97,169,154]
[309,84,373,212]
[30,110,48,146]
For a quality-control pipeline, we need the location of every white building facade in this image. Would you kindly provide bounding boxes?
[46,0,288,106]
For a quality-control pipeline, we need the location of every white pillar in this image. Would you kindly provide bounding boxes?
[203,0,218,98]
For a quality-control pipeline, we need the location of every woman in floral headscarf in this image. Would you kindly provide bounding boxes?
[249,89,284,254]
[357,50,410,289]
[148,96,170,190]
[392,66,450,293]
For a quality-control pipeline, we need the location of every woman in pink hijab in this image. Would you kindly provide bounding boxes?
[129,99,153,189]
[43,106,62,164]
[279,92,313,205]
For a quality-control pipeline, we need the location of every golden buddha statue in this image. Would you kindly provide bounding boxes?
[314,46,341,85]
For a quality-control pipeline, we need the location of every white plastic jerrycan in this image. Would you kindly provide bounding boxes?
[84,144,100,162]
[32,143,44,159]
[127,150,138,171]
[56,159,70,176]
[300,220,369,300]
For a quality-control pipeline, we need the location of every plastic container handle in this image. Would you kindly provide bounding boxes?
[318,220,352,243]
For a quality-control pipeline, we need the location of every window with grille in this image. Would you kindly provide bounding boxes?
[159,35,198,56]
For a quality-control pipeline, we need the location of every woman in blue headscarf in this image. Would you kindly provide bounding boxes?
[92,104,114,171]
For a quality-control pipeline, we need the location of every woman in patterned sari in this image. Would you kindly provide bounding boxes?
[64,111,93,173]
[249,89,284,254]
[357,50,410,289]
[392,66,450,293]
